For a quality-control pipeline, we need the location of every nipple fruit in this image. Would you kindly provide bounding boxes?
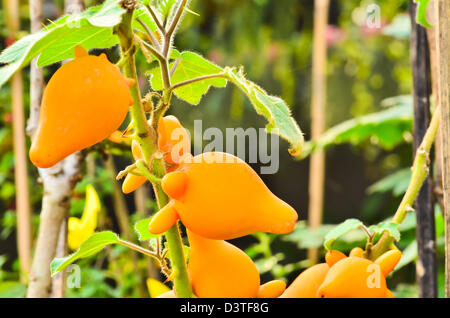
[29,46,134,168]
[148,152,298,239]
[280,263,330,298]
[317,254,399,298]
[187,230,260,298]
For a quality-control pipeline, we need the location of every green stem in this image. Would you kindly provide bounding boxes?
[117,5,194,298]
[136,159,162,185]
[368,107,441,260]
[118,239,158,259]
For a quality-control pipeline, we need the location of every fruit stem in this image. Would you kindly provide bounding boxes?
[117,2,194,298]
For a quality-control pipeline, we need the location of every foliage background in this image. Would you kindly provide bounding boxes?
[0,0,443,297]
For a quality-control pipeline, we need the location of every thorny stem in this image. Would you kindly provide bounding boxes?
[367,107,441,260]
[117,2,194,298]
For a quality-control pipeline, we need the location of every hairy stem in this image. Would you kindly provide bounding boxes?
[117,4,194,298]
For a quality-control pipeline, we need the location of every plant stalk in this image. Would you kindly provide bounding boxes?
[117,4,194,298]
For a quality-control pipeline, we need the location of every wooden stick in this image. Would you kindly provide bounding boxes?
[4,0,33,283]
[435,0,450,298]
[307,0,329,263]
[409,0,437,298]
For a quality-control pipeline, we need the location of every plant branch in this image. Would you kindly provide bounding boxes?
[163,0,188,57]
[118,239,158,258]
[136,18,161,52]
[136,159,162,185]
[145,4,165,35]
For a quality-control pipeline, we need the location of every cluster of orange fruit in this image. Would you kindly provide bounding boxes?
[29,46,401,298]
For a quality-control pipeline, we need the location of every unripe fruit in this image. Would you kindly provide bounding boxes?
[257,280,286,298]
[317,257,392,298]
[187,230,260,298]
[29,46,133,168]
[280,263,329,298]
[148,152,298,239]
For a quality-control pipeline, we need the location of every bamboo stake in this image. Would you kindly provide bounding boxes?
[426,1,446,214]
[435,0,450,298]
[307,0,329,263]
[409,0,437,298]
[4,0,33,283]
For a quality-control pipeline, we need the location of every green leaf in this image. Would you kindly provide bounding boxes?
[157,0,178,17]
[369,222,401,242]
[0,281,26,298]
[0,0,125,86]
[300,96,413,159]
[86,0,126,27]
[367,168,412,197]
[50,231,119,275]
[224,67,304,157]
[393,240,417,272]
[148,51,227,105]
[324,218,363,251]
[413,0,433,28]
[134,217,161,241]
[37,24,118,67]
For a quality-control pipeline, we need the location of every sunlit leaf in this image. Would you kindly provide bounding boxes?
[134,217,161,241]
[148,51,227,105]
[0,0,125,86]
[51,231,119,275]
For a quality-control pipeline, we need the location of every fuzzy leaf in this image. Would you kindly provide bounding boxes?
[224,67,304,157]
